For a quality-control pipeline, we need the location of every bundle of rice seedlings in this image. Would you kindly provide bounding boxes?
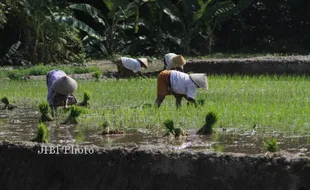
[62,105,88,124]
[263,137,279,152]
[38,102,53,122]
[78,91,91,107]
[163,119,175,137]
[31,122,49,143]
[1,96,17,110]
[197,111,218,135]
[163,119,188,138]
[100,120,124,135]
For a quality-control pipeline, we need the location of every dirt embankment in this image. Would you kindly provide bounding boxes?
[0,141,309,190]
[184,55,310,75]
[16,55,310,81]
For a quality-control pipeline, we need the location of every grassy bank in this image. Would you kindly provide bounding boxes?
[0,75,309,135]
[0,64,101,79]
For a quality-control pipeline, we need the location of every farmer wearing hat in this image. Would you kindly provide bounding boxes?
[46,70,78,117]
[163,53,186,72]
[155,70,207,108]
[116,57,148,78]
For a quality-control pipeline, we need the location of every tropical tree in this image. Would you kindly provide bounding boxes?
[153,0,242,55]
[56,0,150,57]
[0,0,86,65]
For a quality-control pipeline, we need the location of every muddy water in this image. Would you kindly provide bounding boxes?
[1,107,310,156]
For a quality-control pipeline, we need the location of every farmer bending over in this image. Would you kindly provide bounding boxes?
[46,70,78,117]
[155,70,207,108]
[163,53,186,72]
[116,57,148,78]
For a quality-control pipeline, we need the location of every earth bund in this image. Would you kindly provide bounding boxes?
[0,141,309,190]
[183,56,310,75]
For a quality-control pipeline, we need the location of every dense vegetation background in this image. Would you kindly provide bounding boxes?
[0,0,309,66]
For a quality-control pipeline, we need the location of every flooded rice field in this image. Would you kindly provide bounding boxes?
[1,107,310,156]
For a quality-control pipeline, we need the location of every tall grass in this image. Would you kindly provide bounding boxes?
[0,75,309,135]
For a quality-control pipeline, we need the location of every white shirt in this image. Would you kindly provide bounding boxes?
[170,70,198,99]
[164,53,177,69]
[121,57,142,72]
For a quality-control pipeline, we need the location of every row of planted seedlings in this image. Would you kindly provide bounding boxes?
[33,91,278,153]
[1,75,310,152]
[1,75,309,134]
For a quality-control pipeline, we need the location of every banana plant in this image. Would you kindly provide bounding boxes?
[55,0,150,57]
[156,0,239,55]
[22,0,55,64]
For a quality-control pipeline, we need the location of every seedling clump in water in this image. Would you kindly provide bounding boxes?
[100,120,124,135]
[63,105,88,124]
[38,102,53,122]
[31,122,49,143]
[263,137,279,152]
[163,119,188,138]
[1,96,17,110]
[78,91,91,107]
[197,112,218,135]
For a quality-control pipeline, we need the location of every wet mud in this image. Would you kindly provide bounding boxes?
[1,107,310,156]
[1,141,310,190]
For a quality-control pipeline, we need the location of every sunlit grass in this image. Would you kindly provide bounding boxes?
[0,75,309,135]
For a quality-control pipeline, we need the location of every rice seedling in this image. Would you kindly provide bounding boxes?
[263,137,279,152]
[92,70,102,81]
[0,74,309,136]
[78,91,91,107]
[62,105,89,124]
[99,119,119,135]
[31,122,49,143]
[197,112,218,135]
[1,96,17,110]
[38,102,53,122]
[163,119,188,138]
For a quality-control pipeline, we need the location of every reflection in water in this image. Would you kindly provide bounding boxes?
[0,108,310,156]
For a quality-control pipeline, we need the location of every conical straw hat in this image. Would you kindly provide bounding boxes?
[189,73,208,90]
[137,58,148,68]
[52,76,78,94]
[172,55,186,67]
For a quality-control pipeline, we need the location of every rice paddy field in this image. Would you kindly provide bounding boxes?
[0,74,309,136]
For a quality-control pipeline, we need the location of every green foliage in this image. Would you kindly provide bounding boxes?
[38,102,53,122]
[63,105,89,124]
[0,3,7,28]
[263,138,279,152]
[78,91,91,107]
[93,70,101,81]
[163,119,187,138]
[74,131,85,142]
[197,111,218,135]
[38,102,49,114]
[31,122,49,143]
[205,112,218,126]
[0,75,309,135]
[4,65,100,80]
[69,105,88,118]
